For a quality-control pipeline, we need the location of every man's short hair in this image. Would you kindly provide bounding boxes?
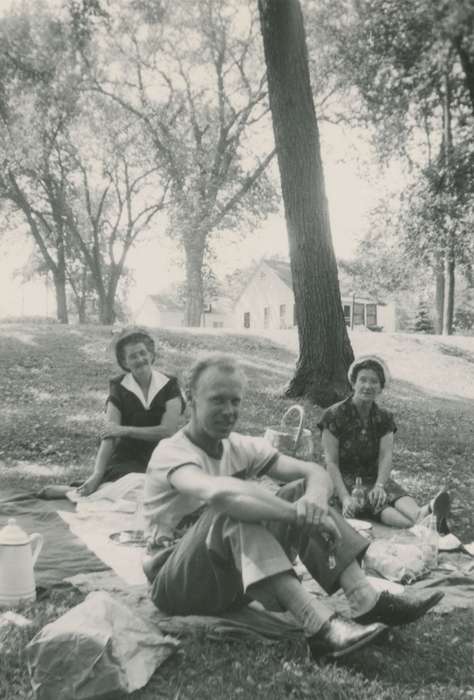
[184,353,246,400]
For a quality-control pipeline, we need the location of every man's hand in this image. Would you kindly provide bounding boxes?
[342,495,358,518]
[100,421,125,440]
[77,472,103,497]
[294,493,328,528]
[368,484,387,511]
[318,514,342,548]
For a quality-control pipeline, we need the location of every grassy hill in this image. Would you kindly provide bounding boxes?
[0,322,472,700]
[1,322,472,538]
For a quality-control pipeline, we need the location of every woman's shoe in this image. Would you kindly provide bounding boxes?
[430,490,451,534]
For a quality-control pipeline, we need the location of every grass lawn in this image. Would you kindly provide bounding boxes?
[0,322,473,699]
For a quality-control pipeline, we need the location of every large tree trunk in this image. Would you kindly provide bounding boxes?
[184,237,205,327]
[442,70,455,336]
[77,300,87,324]
[98,294,116,325]
[434,255,445,334]
[52,270,69,324]
[442,251,455,335]
[258,0,353,406]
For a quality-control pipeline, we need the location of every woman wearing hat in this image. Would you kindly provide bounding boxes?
[318,355,450,532]
[77,327,185,497]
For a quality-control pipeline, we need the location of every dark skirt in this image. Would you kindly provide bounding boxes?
[333,475,409,522]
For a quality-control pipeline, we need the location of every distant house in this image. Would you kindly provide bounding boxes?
[134,294,185,328]
[233,259,396,332]
[134,294,233,328]
[201,299,234,328]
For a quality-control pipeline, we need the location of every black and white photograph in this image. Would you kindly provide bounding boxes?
[0,1,473,698]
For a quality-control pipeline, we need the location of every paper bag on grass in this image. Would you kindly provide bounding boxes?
[27,591,179,700]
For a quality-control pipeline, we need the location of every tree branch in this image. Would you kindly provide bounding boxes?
[209,148,276,230]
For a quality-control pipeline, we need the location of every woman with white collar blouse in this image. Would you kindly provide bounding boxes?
[77,327,184,497]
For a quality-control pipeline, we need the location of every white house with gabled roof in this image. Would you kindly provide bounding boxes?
[233,259,396,332]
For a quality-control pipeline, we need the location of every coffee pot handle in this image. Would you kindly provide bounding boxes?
[29,533,44,566]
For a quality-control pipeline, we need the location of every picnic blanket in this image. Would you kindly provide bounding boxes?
[58,475,474,642]
[60,473,150,586]
[2,479,473,642]
[0,487,109,586]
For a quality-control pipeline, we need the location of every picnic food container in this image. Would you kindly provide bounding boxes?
[264,405,314,459]
[0,518,43,607]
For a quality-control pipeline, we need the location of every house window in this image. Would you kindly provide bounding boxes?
[243,312,250,328]
[343,305,351,326]
[279,304,286,329]
[353,303,365,326]
[366,304,377,327]
[264,306,270,329]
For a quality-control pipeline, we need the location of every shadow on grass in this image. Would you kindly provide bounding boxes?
[128,611,472,700]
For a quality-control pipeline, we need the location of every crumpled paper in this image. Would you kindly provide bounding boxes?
[27,590,179,700]
[364,539,429,583]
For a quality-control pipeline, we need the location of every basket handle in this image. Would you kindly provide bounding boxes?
[280,405,305,454]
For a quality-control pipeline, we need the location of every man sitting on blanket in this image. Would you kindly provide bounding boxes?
[142,353,443,662]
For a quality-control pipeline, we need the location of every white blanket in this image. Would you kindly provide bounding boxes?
[59,474,148,586]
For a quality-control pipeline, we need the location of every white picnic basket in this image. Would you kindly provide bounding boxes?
[263,405,314,460]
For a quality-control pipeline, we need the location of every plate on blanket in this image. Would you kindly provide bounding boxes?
[346,518,373,531]
[109,530,147,547]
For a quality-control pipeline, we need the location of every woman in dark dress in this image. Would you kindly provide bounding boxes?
[77,327,184,497]
[318,355,450,532]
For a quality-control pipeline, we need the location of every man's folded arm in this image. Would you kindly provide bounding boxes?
[267,454,334,498]
[169,464,297,524]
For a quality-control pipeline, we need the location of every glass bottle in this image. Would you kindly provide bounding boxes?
[351,477,366,514]
[423,514,439,569]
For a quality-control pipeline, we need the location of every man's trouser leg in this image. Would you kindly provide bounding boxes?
[151,480,368,614]
[268,479,370,594]
[151,506,297,615]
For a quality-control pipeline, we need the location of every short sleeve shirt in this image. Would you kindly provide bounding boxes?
[144,430,278,542]
[106,370,185,470]
[317,396,397,480]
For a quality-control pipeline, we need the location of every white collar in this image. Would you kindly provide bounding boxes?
[121,369,170,409]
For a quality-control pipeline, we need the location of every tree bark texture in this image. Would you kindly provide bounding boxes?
[77,299,87,324]
[442,70,454,336]
[184,236,205,327]
[52,270,69,324]
[442,252,455,335]
[97,288,117,325]
[434,256,445,335]
[258,0,353,406]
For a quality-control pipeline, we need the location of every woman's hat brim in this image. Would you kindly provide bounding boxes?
[347,355,391,387]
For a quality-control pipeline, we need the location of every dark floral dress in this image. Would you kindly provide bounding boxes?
[317,396,408,517]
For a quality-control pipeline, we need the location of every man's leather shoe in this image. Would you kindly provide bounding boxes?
[354,590,444,627]
[307,614,386,661]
